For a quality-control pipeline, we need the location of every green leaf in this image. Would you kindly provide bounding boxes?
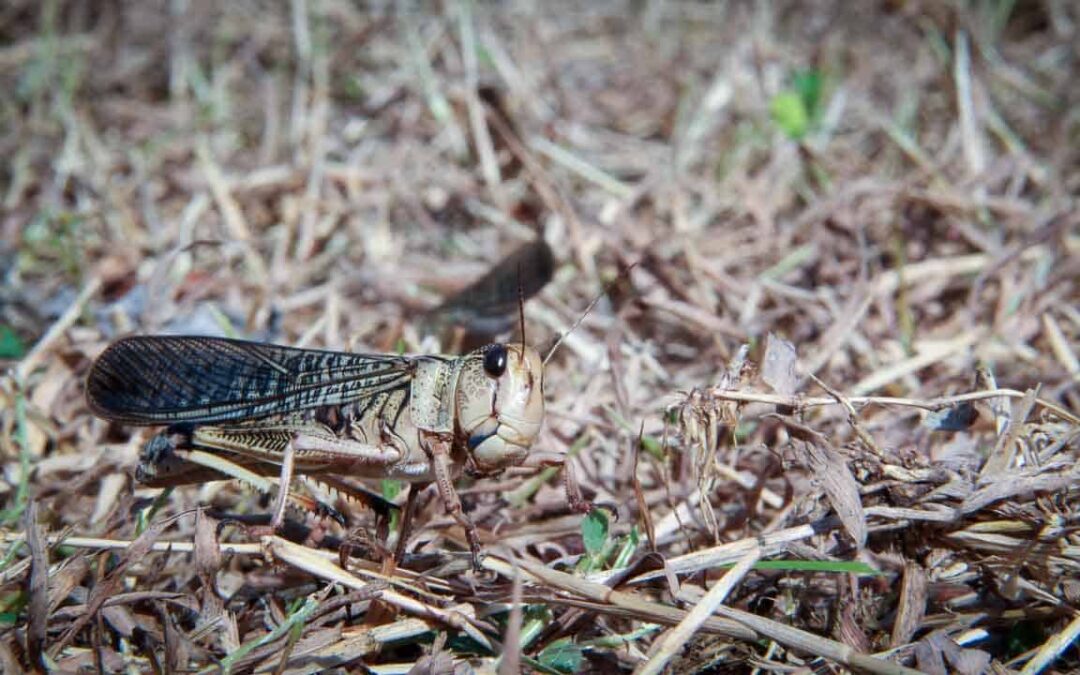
[216,593,321,674]
[582,623,662,649]
[538,638,584,674]
[0,326,26,359]
[581,509,609,558]
[1006,621,1045,657]
[770,91,809,139]
[519,605,553,650]
[663,407,679,425]
[136,487,173,536]
[381,479,402,501]
[0,590,27,614]
[640,435,663,460]
[751,559,880,575]
[382,479,403,533]
[793,69,824,121]
[612,526,640,569]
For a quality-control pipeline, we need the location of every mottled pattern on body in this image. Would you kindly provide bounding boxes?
[455,357,491,413]
[408,357,464,433]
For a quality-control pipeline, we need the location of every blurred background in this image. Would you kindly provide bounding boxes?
[1,1,1079,672]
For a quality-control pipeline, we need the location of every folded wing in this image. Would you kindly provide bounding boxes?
[86,335,416,425]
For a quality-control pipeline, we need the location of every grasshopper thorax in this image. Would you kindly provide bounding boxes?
[456,343,544,475]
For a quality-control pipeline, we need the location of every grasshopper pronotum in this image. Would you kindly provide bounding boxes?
[85,241,594,567]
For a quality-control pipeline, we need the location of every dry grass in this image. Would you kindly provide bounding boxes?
[2,1,1079,673]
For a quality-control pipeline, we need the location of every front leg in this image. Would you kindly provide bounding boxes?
[561,457,594,515]
[521,452,594,514]
[426,434,483,569]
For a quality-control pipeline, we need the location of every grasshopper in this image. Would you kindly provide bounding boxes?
[84,241,590,566]
[86,335,548,564]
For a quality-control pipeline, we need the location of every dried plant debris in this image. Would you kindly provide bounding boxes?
[2,1,1080,672]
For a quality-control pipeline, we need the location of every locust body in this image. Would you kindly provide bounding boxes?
[86,335,546,562]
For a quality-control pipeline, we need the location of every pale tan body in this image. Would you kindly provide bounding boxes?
[92,339,547,563]
[138,345,543,478]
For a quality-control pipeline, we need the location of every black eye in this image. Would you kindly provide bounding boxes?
[483,344,508,378]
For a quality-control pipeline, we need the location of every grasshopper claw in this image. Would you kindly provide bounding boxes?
[584,500,619,520]
[469,548,486,573]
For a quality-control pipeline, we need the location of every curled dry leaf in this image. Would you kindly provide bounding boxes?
[804,441,867,549]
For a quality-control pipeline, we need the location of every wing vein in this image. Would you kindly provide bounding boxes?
[87,336,416,425]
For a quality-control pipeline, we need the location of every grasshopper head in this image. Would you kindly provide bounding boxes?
[456,343,544,474]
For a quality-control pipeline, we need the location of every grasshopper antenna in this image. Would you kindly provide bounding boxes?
[542,263,635,368]
[517,261,526,365]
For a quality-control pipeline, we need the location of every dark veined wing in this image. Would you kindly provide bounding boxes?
[425,238,554,338]
[86,335,417,425]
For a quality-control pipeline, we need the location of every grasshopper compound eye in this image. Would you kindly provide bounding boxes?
[483,344,508,378]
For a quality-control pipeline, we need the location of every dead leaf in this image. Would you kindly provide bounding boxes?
[49,517,167,659]
[26,501,48,672]
[0,637,22,675]
[805,442,867,548]
[91,473,126,525]
[891,561,928,647]
[46,556,89,614]
[947,646,992,675]
[101,605,137,639]
[837,602,870,652]
[915,631,991,675]
[408,649,456,675]
[194,509,222,582]
[762,333,799,396]
[914,637,947,675]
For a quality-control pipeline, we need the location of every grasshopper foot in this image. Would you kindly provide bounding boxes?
[463,524,493,573]
[577,500,619,521]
